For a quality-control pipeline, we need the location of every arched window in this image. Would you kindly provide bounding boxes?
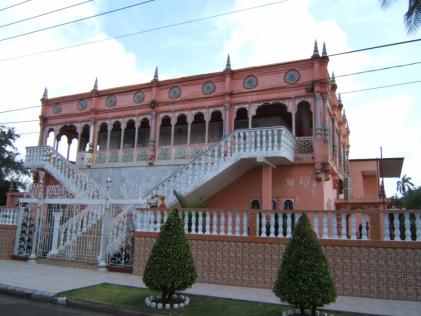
[283,199,294,210]
[251,199,260,209]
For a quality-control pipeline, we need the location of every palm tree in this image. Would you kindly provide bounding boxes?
[172,190,208,233]
[396,174,414,195]
[379,0,421,34]
[172,190,207,208]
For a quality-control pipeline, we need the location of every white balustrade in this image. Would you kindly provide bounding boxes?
[0,207,20,225]
[143,127,295,207]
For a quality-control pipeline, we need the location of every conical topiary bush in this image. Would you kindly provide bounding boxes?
[273,213,337,316]
[142,208,197,304]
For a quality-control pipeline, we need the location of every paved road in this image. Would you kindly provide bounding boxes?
[0,294,111,316]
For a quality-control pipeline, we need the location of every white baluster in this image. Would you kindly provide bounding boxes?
[274,129,279,151]
[394,213,401,241]
[227,212,233,235]
[212,211,218,235]
[245,131,250,152]
[350,213,357,240]
[242,212,248,236]
[286,213,292,238]
[261,213,267,237]
[361,213,368,240]
[268,129,273,151]
[341,213,347,239]
[313,212,319,238]
[383,212,390,241]
[416,212,421,241]
[156,211,162,232]
[198,211,203,234]
[256,131,261,152]
[404,213,411,241]
[332,213,338,239]
[322,213,328,239]
[269,213,275,237]
[191,212,197,234]
[235,212,240,236]
[148,211,155,232]
[219,212,225,235]
[184,211,189,234]
[251,131,255,152]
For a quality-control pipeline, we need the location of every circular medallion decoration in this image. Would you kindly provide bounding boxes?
[77,99,87,111]
[202,81,215,95]
[133,90,145,103]
[169,86,181,99]
[243,75,258,89]
[284,69,300,84]
[106,95,117,107]
[53,103,62,114]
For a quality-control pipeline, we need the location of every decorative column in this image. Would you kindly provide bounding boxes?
[315,94,322,139]
[106,122,111,151]
[204,110,210,145]
[225,103,231,136]
[332,118,337,155]
[322,95,329,142]
[292,99,296,136]
[134,120,139,149]
[338,132,342,168]
[261,165,273,210]
[28,171,45,264]
[89,119,95,150]
[187,111,192,149]
[97,171,111,272]
[150,112,156,144]
[171,116,176,148]
[248,103,252,129]
[120,121,126,151]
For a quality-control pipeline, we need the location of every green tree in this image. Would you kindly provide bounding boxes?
[172,190,207,208]
[379,0,421,34]
[142,208,197,304]
[273,213,337,316]
[0,126,29,205]
[396,174,414,195]
[404,186,421,209]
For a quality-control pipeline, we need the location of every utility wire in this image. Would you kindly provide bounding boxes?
[0,0,154,42]
[0,0,93,29]
[0,0,30,12]
[1,59,420,115]
[0,0,289,62]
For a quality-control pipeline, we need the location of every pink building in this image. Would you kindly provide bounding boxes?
[26,41,402,212]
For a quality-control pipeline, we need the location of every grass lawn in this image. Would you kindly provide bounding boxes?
[59,283,361,316]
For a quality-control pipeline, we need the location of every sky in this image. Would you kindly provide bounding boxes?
[0,0,420,197]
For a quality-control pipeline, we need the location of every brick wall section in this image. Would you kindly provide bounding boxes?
[0,225,17,259]
[133,232,421,302]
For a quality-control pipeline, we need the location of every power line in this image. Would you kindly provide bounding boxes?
[340,80,421,95]
[0,0,93,29]
[0,0,154,42]
[0,0,30,12]
[330,38,421,56]
[0,0,290,62]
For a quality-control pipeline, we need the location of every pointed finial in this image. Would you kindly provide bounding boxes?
[331,71,337,91]
[338,93,343,110]
[92,77,98,91]
[346,122,350,133]
[42,87,48,100]
[312,40,320,58]
[225,54,231,70]
[342,109,347,121]
[322,42,328,58]
[153,67,159,80]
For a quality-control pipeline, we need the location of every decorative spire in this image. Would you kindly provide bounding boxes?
[312,40,320,58]
[331,71,337,91]
[338,93,343,110]
[346,122,350,134]
[42,87,48,100]
[322,42,328,58]
[92,77,98,91]
[342,109,347,121]
[225,54,231,70]
[153,67,159,80]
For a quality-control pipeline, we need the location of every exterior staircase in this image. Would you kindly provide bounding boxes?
[143,127,295,206]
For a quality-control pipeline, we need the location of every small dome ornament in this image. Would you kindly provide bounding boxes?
[322,42,328,59]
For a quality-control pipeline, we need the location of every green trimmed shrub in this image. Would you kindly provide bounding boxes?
[273,213,337,316]
[142,208,197,304]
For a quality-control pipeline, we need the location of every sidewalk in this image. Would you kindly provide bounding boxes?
[0,259,419,316]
